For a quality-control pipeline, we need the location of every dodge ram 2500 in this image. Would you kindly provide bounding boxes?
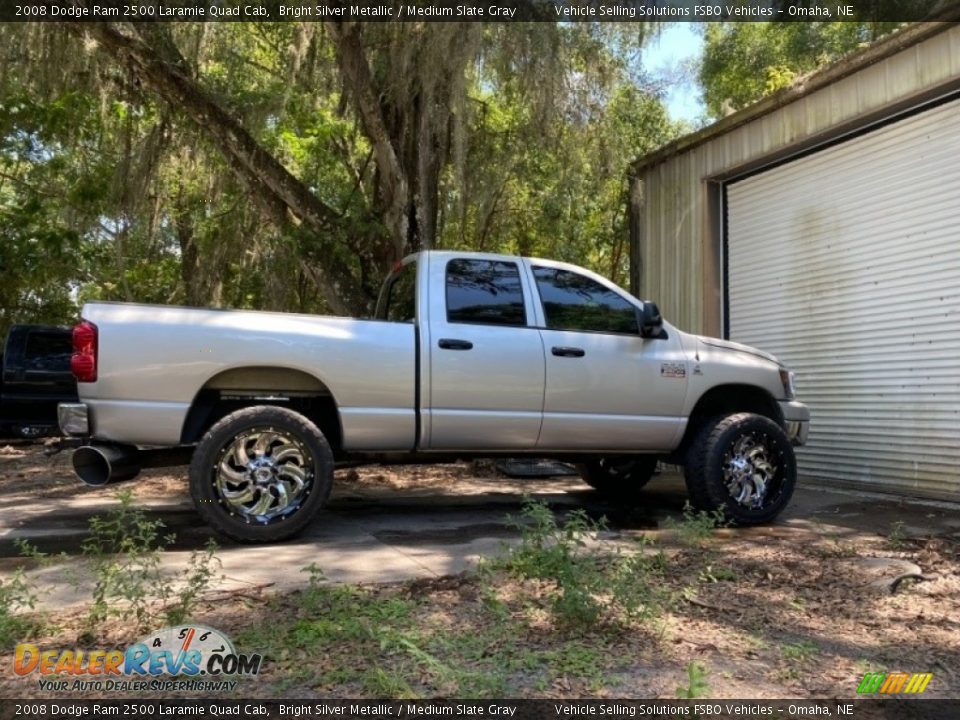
[59,251,809,542]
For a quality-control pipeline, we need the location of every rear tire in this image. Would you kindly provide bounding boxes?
[684,412,796,525]
[577,456,658,499]
[189,405,334,543]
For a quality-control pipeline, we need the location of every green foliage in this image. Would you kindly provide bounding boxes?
[698,563,738,584]
[80,491,221,632]
[782,639,819,662]
[491,499,671,629]
[0,23,680,332]
[164,539,222,626]
[700,22,904,119]
[663,502,726,548]
[887,521,907,549]
[0,568,40,647]
[676,661,711,699]
[362,667,420,699]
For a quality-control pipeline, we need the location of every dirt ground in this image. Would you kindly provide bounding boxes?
[1,441,958,699]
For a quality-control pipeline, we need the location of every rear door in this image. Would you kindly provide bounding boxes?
[425,256,546,450]
[529,263,687,451]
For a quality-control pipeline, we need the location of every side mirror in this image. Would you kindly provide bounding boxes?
[638,302,665,339]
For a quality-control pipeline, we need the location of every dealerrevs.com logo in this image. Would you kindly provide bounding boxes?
[13,625,262,693]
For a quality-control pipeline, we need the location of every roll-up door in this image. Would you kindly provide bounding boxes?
[725,98,960,499]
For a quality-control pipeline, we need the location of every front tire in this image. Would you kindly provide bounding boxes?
[684,412,796,525]
[577,456,658,498]
[189,406,334,543]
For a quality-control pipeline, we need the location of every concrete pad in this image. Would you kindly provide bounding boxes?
[2,469,958,612]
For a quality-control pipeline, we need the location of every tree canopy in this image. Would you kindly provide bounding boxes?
[2,20,911,338]
[699,22,904,118]
[0,21,680,337]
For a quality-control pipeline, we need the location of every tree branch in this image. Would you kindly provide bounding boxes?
[72,20,373,315]
[326,20,410,258]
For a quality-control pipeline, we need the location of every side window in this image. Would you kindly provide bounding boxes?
[378,262,417,322]
[446,259,527,327]
[533,266,639,335]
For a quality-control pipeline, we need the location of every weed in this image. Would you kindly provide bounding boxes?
[384,632,507,697]
[362,667,420,699]
[782,640,819,663]
[81,491,220,631]
[0,568,40,647]
[539,642,610,690]
[663,502,725,547]
[777,639,821,682]
[165,539,222,626]
[888,521,907,550]
[489,499,671,629]
[676,661,710,699]
[699,564,738,583]
[13,538,68,567]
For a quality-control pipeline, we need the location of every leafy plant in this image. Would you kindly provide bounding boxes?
[164,539,222,626]
[699,564,738,583]
[489,499,672,629]
[663,502,726,547]
[676,661,711,699]
[888,521,907,550]
[782,640,819,663]
[81,491,220,631]
[0,568,41,647]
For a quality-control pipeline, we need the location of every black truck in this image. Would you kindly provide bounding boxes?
[0,325,78,439]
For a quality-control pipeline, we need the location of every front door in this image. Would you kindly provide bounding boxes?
[530,264,687,451]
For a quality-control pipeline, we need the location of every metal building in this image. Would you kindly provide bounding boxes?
[629,22,960,500]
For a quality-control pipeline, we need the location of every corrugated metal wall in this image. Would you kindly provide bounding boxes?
[726,98,960,499]
[636,25,960,337]
[633,24,960,500]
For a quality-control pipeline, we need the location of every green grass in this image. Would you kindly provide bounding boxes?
[232,500,675,696]
[783,640,819,662]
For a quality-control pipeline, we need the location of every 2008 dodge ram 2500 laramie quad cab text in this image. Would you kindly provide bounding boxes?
[58,251,810,543]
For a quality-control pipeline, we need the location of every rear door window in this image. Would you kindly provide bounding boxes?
[446,259,527,327]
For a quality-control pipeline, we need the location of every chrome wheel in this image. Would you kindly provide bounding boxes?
[214,427,314,524]
[723,432,778,509]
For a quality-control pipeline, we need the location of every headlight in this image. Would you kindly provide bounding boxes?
[779,368,796,400]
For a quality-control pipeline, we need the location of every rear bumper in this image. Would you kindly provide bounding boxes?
[58,403,90,437]
[779,400,810,446]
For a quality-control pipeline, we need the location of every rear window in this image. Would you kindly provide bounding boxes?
[378,261,417,323]
[23,331,72,372]
[446,259,526,327]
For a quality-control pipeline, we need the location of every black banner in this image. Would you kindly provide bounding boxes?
[2,0,960,23]
[1,700,960,720]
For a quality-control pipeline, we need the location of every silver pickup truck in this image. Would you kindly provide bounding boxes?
[59,251,809,542]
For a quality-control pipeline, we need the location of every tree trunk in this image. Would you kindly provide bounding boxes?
[326,21,414,258]
[75,22,372,316]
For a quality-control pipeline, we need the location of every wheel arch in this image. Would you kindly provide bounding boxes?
[179,366,343,453]
[675,384,784,460]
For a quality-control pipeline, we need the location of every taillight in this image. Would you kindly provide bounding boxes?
[71,321,98,382]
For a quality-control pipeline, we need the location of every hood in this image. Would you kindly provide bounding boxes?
[698,336,780,365]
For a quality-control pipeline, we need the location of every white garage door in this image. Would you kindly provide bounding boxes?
[726,98,960,500]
